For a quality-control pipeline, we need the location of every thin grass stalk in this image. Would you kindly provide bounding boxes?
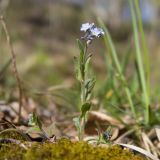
[121,45,131,74]
[129,0,150,124]
[99,19,136,119]
[134,0,150,98]
[0,15,23,122]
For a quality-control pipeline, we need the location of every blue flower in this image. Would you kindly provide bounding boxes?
[90,27,104,38]
[103,131,112,141]
[80,22,104,44]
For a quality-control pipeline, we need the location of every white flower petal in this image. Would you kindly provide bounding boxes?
[80,23,95,32]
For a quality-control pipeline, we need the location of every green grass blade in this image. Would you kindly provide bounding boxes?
[129,0,150,124]
[134,0,150,97]
[98,19,136,119]
[121,44,131,74]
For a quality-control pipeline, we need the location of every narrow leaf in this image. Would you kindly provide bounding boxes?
[80,102,91,118]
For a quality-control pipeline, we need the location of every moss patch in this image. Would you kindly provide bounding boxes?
[0,129,30,141]
[0,144,25,160]
[0,138,146,160]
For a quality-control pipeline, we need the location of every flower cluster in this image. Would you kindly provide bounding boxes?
[80,22,104,44]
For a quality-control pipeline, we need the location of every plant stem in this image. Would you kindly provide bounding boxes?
[79,43,88,140]
[81,44,87,104]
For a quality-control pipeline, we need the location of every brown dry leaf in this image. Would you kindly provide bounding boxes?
[88,111,124,128]
[111,127,119,140]
[85,111,123,136]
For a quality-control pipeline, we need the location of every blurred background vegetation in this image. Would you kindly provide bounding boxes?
[0,0,160,114]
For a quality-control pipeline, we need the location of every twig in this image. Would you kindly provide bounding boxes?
[2,117,17,128]
[0,15,23,122]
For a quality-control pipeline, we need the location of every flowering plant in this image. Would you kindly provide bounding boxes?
[73,23,104,140]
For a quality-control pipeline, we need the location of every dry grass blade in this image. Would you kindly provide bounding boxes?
[115,129,134,143]
[155,126,160,142]
[141,132,158,157]
[47,83,72,91]
[116,143,159,160]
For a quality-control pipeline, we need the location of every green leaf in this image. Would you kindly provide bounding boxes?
[73,117,80,131]
[77,39,85,64]
[85,54,92,73]
[74,56,81,81]
[77,39,86,80]
[149,108,160,125]
[85,78,96,93]
[73,117,82,140]
[84,79,91,88]
[80,102,91,118]
[28,113,37,126]
[25,126,42,134]
[88,78,96,93]
[28,113,42,130]
[77,39,85,58]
